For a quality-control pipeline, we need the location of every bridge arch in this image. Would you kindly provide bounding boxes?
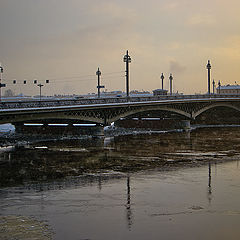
[108,106,191,124]
[193,103,240,119]
[2,112,104,125]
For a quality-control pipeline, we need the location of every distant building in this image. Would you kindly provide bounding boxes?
[130,90,152,97]
[86,90,153,98]
[130,90,150,94]
[84,91,124,98]
[153,89,168,96]
[216,84,240,94]
[101,91,123,97]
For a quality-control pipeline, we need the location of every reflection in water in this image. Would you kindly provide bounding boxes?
[126,175,133,230]
[207,161,212,204]
[208,161,211,190]
[104,137,114,148]
[98,171,102,191]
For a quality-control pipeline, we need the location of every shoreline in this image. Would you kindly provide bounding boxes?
[0,124,240,146]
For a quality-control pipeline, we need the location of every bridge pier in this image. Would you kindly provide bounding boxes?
[115,118,191,131]
[181,120,191,131]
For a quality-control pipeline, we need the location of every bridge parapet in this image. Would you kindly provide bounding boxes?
[1,94,240,110]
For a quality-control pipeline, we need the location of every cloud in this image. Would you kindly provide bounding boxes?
[166,42,182,50]
[201,35,240,60]
[169,60,186,74]
[89,1,137,21]
[162,0,190,11]
[186,14,216,26]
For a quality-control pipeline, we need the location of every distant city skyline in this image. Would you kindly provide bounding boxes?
[1,0,240,96]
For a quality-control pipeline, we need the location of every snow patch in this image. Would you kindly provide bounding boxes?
[0,124,15,133]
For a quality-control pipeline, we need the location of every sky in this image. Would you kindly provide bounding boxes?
[0,0,240,96]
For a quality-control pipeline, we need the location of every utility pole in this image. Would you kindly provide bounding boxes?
[206,60,211,95]
[34,80,49,101]
[169,73,173,95]
[12,79,49,99]
[37,83,44,101]
[161,73,164,90]
[96,67,104,98]
[123,50,131,98]
[212,79,215,94]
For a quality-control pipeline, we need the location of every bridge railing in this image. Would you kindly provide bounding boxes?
[0,94,240,110]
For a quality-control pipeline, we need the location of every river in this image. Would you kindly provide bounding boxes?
[0,127,240,239]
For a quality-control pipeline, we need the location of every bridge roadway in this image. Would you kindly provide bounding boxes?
[1,94,240,125]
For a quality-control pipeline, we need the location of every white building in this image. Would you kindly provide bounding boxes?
[216,84,240,94]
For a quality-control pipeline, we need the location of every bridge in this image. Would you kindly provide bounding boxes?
[1,94,240,127]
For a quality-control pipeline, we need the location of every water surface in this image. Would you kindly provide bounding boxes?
[1,127,240,239]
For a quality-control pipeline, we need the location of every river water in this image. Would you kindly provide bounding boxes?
[1,127,240,239]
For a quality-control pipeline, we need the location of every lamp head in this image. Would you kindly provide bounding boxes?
[123,50,131,63]
[206,60,211,69]
[96,67,101,76]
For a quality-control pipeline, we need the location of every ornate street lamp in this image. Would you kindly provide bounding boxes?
[212,79,215,94]
[0,64,6,102]
[169,73,173,95]
[206,60,211,95]
[96,67,104,98]
[161,73,164,90]
[123,50,131,98]
[218,80,221,94]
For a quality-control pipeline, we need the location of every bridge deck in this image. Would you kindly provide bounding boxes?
[0,94,240,111]
[1,94,240,125]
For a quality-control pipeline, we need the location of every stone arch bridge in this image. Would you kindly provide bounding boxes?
[1,95,240,126]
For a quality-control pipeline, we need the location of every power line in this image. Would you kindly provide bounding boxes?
[101,76,125,81]
[3,70,124,85]
[49,74,95,81]
[48,71,124,81]
[102,71,125,75]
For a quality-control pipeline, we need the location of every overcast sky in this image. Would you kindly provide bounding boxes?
[1,0,240,96]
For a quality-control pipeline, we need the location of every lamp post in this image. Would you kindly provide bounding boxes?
[0,65,3,102]
[206,60,211,95]
[0,64,6,102]
[218,80,221,94]
[96,67,104,98]
[169,73,173,95]
[123,50,131,98]
[161,73,164,90]
[96,68,101,98]
[212,79,215,94]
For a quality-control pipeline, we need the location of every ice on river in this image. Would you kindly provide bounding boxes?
[0,123,15,133]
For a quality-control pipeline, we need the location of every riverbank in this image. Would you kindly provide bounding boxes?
[1,123,240,146]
